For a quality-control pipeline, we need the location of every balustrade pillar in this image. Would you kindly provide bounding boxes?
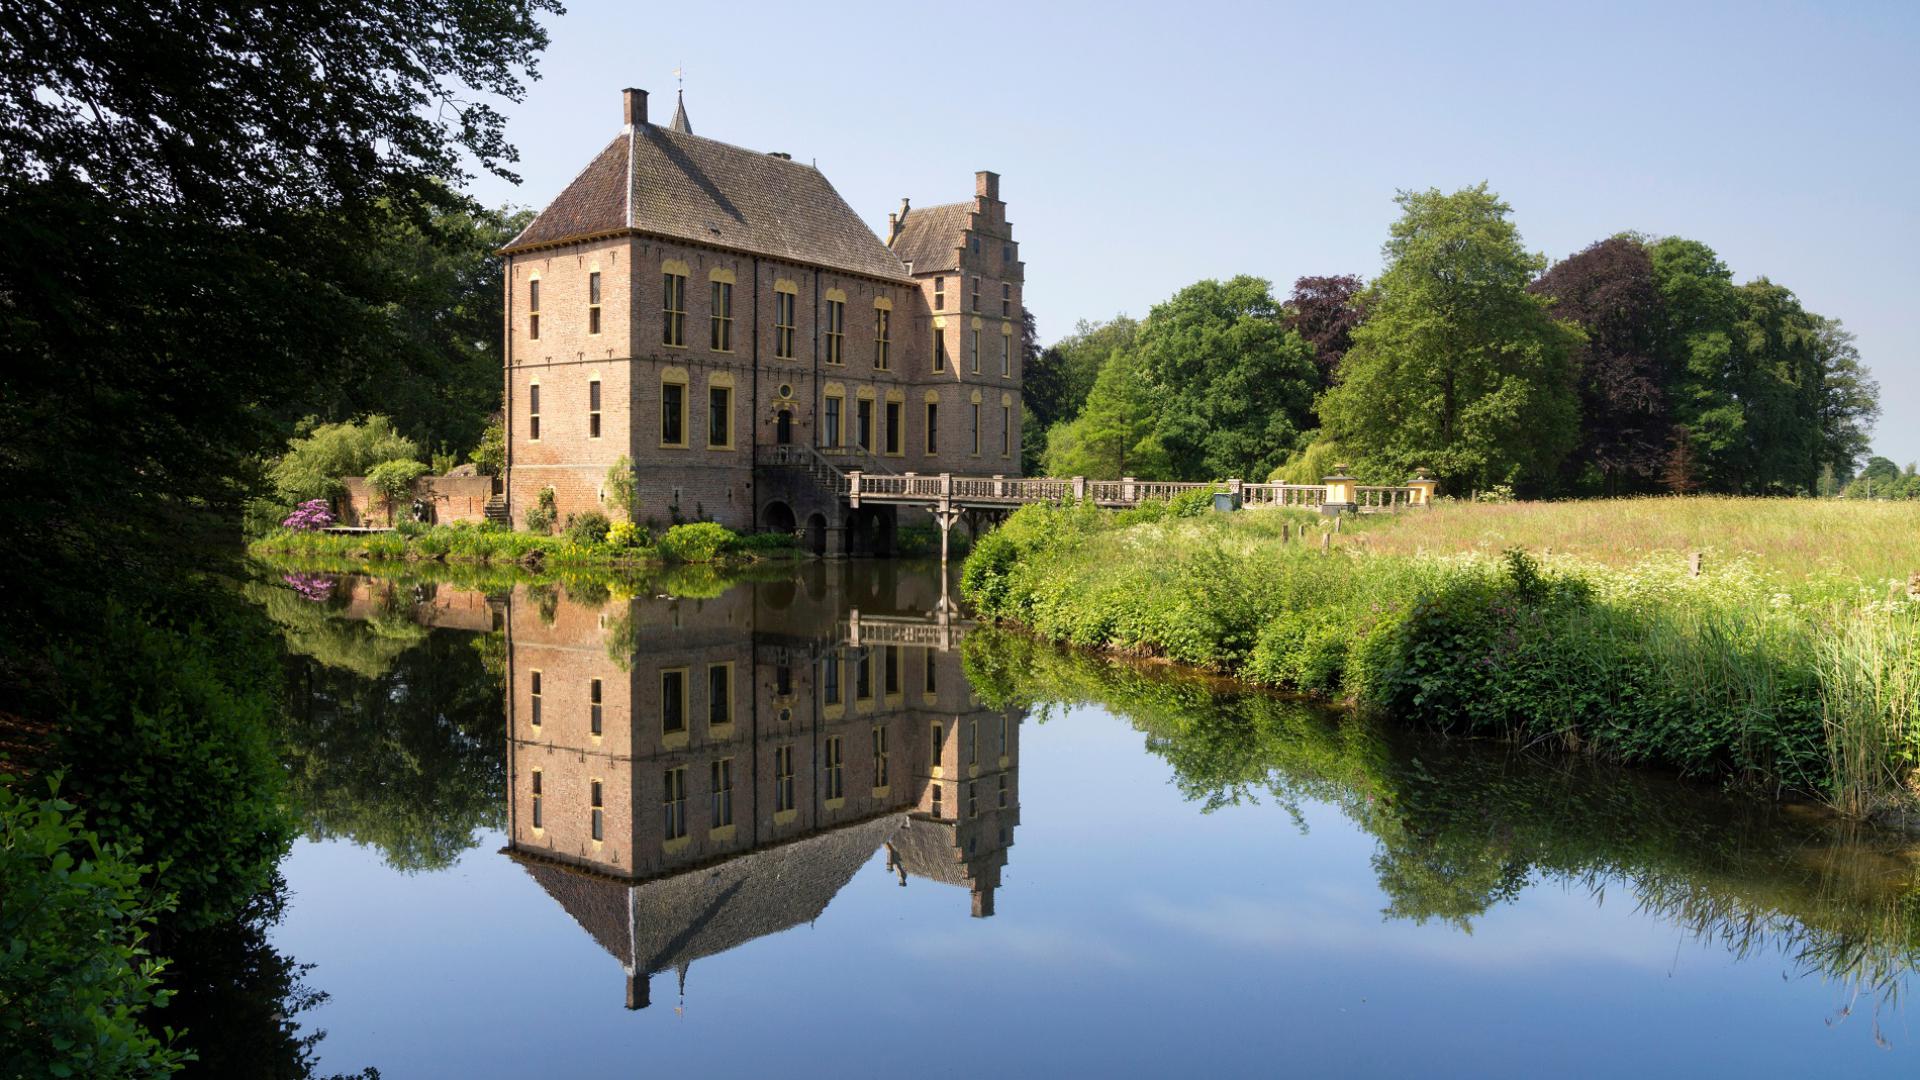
[848,469,862,508]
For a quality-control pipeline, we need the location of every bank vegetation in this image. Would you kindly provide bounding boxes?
[962,497,1920,817]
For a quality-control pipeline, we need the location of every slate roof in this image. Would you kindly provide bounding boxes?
[887,201,972,274]
[889,816,970,886]
[512,813,907,975]
[503,124,911,282]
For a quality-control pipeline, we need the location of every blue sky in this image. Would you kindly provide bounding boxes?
[467,0,1920,467]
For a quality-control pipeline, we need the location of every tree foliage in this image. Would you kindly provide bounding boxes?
[280,625,506,873]
[268,416,424,506]
[1131,276,1319,481]
[1319,185,1582,492]
[0,0,557,664]
[0,777,186,1079]
[1529,237,1668,493]
[1283,274,1367,390]
[1041,348,1170,479]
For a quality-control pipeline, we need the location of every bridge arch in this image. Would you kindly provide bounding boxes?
[762,499,797,535]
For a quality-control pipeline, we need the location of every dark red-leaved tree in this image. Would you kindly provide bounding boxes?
[1283,274,1366,390]
[1530,238,1670,494]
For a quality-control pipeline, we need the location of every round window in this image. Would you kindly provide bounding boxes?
[778,383,793,400]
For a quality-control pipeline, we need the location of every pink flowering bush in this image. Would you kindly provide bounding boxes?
[281,499,336,532]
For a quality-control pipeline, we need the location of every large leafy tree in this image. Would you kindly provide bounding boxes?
[1529,237,1668,494]
[0,0,559,658]
[1731,278,1827,493]
[1647,237,1744,490]
[1040,348,1170,479]
[1023,317,1139,432]
[1283,274,1367,391]
[1812,319,1879,484]
[1319,185,1581,493]
[1131,276,1319,481]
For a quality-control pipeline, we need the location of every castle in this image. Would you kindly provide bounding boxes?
[499,87,1025,553]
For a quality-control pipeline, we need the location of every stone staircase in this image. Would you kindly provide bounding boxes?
[483,494,512,526]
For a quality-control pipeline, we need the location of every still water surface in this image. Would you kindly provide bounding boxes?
[255,563,1920,1077]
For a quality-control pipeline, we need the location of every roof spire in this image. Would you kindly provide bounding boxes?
[669,64,692,134]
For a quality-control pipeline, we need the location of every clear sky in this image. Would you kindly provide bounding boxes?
[466,0,1920,467]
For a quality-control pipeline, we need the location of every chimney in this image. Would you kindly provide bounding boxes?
[888,197,910,244]
[623,88,648,127]
[625,970,650,1010]
[975,171,1000,201]
[766,151,791,160]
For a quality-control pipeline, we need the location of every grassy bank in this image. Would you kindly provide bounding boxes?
[249,519,797,569]
[961,498,1920,813]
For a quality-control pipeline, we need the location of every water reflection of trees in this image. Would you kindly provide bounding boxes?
[257,578,507,871]
[963,630,1920,1007]
[150,876,377,1079]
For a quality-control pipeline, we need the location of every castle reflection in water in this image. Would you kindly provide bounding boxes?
[495,564,1020,1010]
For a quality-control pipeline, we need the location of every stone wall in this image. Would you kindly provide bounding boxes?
[337,475,495,527]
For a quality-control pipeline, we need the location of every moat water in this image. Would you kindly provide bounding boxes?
[246,562,1919,1077]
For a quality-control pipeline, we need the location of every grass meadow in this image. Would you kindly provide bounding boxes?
[961,496,1920,816]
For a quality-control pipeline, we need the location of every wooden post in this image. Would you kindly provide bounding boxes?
[1322,530,1331,554]
[1689,552,1704,578]
[1282,523,1291,543]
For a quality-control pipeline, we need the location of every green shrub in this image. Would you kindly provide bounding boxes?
[732,531,798,555]
[524,487,557,534]
[658,522,737,563]
[605,521,648,549]
[0,776,189,1079]
[564,510,611,546]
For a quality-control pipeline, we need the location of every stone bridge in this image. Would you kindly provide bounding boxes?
[759,445,1437,561]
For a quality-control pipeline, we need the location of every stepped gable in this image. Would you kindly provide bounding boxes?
[888,816,971,886]
[887,202,972,273]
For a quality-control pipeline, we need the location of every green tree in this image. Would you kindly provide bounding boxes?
[1022,316,1140,458]
[1132,276,1319,481]
[1813,319,1878,485]
[1040,348,1170,479]
[1319,185,1581,493]
[471,415,507,477]
[605,455,640,522]
[366,458,432,524]
[1648,237,1745,490]
[267,416,423,506]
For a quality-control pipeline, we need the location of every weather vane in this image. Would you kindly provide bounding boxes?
[672,63,684,91]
